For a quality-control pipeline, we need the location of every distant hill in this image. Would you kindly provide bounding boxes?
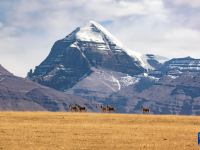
[104,71,200,115]
[0,64,13,75]
[0,64,101,112]
[157,57,200,72]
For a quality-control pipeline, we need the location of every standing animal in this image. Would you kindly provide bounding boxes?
[101,106,107,113]
[69,105,77,112]
[141,106,150,115]
[107,106,115,113]
[76,105,87,112]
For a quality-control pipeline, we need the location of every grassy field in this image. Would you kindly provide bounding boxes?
[0,112,199,150]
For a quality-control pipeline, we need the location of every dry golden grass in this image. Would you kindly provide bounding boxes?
[0,112,199,150]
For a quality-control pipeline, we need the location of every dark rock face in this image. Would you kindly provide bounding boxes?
[0,65,101,112]
[157,57,200,72]
[147,59,161,69]
[103,72,200,115]
[146,54,167,69]
[29,21,145,91]
[30,41,93,91]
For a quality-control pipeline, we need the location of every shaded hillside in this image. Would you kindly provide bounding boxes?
[104,72,200,115]
[66,67,140,102]
[0,64,12,75]
[0,64,101,112]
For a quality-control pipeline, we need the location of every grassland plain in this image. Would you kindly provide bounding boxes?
[0,112,199,150]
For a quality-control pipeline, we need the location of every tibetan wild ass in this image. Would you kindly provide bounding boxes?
[76,105,87,112]
[101,106,107,113]
[69,105,77,112]
[141,106,150,115]
[107,106,115,113]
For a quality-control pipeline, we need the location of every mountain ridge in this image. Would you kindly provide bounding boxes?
[0,64,101,112]
[29,20,153,91]
[157,57,200,72]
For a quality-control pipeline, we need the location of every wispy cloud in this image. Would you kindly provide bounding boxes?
[167,0,200,8]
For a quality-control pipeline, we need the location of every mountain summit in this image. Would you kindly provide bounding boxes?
[28,21,155,91]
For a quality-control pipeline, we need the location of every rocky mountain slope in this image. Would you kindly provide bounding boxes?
[104,71,200,115]
[0,64,101,112]
[146,54,169,70]
[66,67,141,102]
[157,56,200,72]
[28,21,168,105]
[0,64,13,76]
[28,21,157,91]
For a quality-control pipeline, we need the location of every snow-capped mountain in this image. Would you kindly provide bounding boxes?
[65,21,153,69]
[157,56,200,72]
[26,21,200,115]
[29,21,156,91]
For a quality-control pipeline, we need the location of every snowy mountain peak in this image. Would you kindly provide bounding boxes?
[30,20,168,91]
[75,21,105,43]
[64,21,153,70]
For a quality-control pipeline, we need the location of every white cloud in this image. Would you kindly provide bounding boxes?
[0,22,3,28]
[5,0,169,29]
[168,0,200,8]
[164,28,200,41]
[0,0,200,77]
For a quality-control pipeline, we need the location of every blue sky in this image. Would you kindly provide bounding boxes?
[0,0,200,77]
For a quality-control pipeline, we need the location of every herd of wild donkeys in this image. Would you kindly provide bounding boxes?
[69,105,115,113]
[69,105,151,114]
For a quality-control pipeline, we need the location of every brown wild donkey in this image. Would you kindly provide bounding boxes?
[101,106,107,113]
[69,105,77,112]
[76,105,87,112]
[141,106,150,115]
[107,106,115,113]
